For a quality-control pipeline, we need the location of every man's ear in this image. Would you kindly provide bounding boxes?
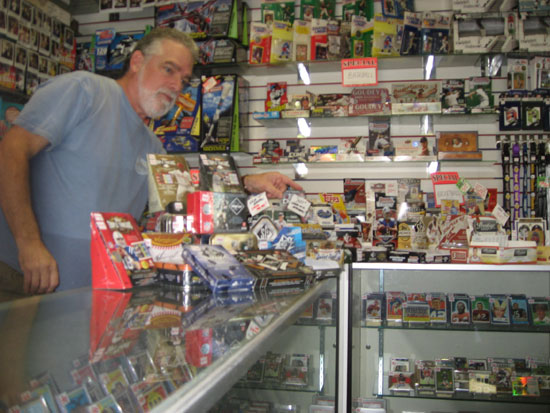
[128,50,145,74]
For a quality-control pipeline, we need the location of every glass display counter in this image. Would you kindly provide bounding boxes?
[0,277,337,413]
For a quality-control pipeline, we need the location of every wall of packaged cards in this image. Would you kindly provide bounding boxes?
[72,0,550,264]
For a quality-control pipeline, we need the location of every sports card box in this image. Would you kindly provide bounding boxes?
[441,79,466,114]
[90,212,156,290]
[151,78,201,153]
[199,153,244,193]
[348,87,391,117]
[391,81,442,115]
[182,244,254,292]
[147,154,192,214]
[200,74,248,152]
[449,293,471,325]
[233,249,315,290]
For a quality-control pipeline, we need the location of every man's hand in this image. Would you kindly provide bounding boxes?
[243,172,303,199]
[18,239,59,294]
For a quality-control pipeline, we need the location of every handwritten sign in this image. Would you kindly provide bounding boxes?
[341,58,378,87]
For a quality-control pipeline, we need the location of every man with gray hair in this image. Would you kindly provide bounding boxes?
[0,27,300,296]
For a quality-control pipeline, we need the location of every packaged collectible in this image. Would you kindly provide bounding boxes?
[442,79,466,114]
[348,87,391,117]
[436,130,483,160]
[351,15,373,58]
[263,352,284,382]
[282,354,309,386]
[391,81,442,115]
[400,11,422,55]
[90,212,156,290]
[414,360,436,395]
[385,291,405,325]
[249,22,271,64]
[315,293,336,322]
[270,20,293,63]
[471,295,491,324]
[292,19,311,61]
[146,154,192,214]
[388,371,413,394]
[489,357,514,394]
[403,293,430,323]
[469,370,497,394]
[449,293,471,325]
[529,297,550,326]
[434,366,454,396]
[421,12,450,54]
[489,294,511,325]
[512,375,540,396]
[261,0,295,24]
[372,14,401,57]
[466,77,494,114]
[381,0,412,18]
[310,18,328,60]
[510,294,530,325]
[182,244,255,292]
[234,249,315,290]
[364,292,383,326]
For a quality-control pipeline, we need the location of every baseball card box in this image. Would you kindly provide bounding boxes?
[233,249,315,290]
[182,244,254,292]
[90,212,156,290]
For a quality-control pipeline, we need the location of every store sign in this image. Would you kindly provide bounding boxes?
[341,58,378,87]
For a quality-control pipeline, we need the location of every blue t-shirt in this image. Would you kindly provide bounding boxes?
[0,71,164,290]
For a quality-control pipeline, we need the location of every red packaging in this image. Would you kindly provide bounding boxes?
[90,212,156,290]
[186,191,214,234]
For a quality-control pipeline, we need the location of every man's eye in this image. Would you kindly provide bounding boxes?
[164,66,173,74]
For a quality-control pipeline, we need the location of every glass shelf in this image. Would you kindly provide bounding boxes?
[363,322,550,334]
[380,392,550,405]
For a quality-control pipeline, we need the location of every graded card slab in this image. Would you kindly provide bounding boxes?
[510,294,529,325]
[489,294,511,325]
[529,297,550,326]
[56,386,91,413]
[315,294,335,322]
[453,370,470,392]
[512,376,540,397]
[364,292,383,326]
[449,293,471,325]
[469,370,497,394]
[471,295,490,324]
[414,360,435,395]
[282,354,309,386]
[245,357,265,383]
[263,352,284,383]
[388,371,413,393]
[403,292,430,323]
[427,292,447,324]
[390,357,410,372]
[385,291,405,325]
[434,367,454,394]
[467,358,488,371]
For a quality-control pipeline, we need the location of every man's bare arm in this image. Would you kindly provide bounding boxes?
[0,125,59,294]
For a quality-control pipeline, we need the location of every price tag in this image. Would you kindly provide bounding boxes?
[492,203,510,226]
[341,58,378,87]
[287,194,311,217]
[247,192,270,216]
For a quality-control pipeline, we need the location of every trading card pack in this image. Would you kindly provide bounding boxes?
[449,293,471,325]
[182,244,255,292]
[489,294,511,325]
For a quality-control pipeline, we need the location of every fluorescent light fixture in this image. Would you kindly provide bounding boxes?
[297,117,311,137]
[294,162,309,177]
[427,161,439,174]
[298,63,311,85]
[424,54,434,80]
